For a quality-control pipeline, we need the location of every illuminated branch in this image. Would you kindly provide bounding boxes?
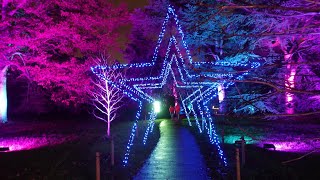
[90,55,124,138]
[282,148,320,164]
[204,77,320,95]
[198,1,320,13]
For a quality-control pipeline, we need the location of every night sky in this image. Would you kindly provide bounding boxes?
[113,0,148,10]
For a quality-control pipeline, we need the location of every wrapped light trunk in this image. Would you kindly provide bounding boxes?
[218,83,225,113]
[284,54,296,114]
[0,66,8,123]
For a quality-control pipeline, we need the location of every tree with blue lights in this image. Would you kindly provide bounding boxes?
[179,0,320,116]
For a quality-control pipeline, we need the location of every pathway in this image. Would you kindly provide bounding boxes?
[134,119,210,180]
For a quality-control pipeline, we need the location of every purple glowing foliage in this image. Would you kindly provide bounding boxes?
[0,135,78,152]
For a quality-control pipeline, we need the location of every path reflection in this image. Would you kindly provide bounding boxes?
[134,120,209,179]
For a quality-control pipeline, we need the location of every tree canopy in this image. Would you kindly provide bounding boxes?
[125,0,320,116]
[0,0,129,109]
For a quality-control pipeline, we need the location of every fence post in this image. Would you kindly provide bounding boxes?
[111,137,114,166]
[236,148,241,180]
[96,152,100,180]
[241,139,245,166]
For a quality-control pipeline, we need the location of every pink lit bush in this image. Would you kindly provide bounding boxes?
[0,135,78,152]
[258,139,320,153]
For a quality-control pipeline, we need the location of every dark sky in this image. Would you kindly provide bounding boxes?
[113,0,148,10]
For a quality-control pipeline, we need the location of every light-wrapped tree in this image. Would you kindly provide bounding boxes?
[90,55,125,138]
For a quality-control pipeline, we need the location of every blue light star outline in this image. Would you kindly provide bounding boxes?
[90,5,263,167]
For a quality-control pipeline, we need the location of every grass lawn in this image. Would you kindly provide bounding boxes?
[182,116,320,180]
[0,118,161,179]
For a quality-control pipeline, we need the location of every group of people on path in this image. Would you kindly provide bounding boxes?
[169,102,180,121]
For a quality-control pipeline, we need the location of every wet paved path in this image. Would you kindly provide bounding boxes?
[134,119,209,180]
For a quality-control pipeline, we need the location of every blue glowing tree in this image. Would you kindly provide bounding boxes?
[178,0,320,116]
[128,0,320,116]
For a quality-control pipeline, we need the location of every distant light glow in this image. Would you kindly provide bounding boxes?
[217,84,225,103]
[153,101,161,113]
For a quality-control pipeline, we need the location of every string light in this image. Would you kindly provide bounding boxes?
[143,111,157,145]
[91,5,263,167]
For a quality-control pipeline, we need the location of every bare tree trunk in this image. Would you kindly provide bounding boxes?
[0,66,8,123]
[107,118,111,138]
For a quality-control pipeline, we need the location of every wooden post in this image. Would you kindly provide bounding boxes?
[96,152,100,180]
[111,137,114,166]
[236,148,241,180]
[241,139,245,166]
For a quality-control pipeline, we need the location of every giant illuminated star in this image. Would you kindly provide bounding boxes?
[91,5,263,167]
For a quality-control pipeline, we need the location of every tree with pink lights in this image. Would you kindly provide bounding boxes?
[90,55,124,138]
[0,0,129,117]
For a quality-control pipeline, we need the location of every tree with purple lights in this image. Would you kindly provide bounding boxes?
[0,0,129,117]
[124,0,169,63]
[90,55,125,138]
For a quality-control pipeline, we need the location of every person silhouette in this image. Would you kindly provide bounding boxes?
[169,105,175,120]
[174,102,180,121]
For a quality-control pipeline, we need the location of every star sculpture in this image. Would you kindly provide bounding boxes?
[91,5,263,167]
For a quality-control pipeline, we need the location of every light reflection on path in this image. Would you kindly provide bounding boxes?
[134,119,209,180]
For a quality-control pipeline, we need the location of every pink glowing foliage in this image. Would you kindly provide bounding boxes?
[0,0,129,107]
[258,140,320,153]
[0,135,78,152]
